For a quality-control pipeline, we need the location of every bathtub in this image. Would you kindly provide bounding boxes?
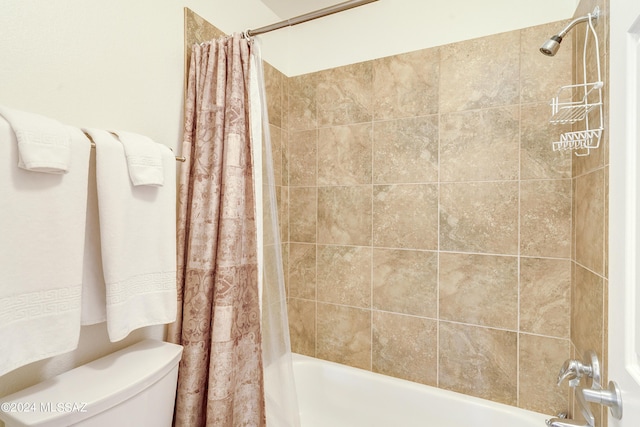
[291,353,550,427]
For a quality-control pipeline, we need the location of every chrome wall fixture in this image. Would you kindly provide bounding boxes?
[546,351,622,427]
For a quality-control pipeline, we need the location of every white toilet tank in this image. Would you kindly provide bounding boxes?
[0,339,183,427]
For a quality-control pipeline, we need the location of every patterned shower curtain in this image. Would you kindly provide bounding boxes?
[168,33,266,427]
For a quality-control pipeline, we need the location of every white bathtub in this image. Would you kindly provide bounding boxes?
[291,353,550,427]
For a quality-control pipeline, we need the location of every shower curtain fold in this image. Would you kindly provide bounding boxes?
[250,38,302,427]
[168,33,266,427]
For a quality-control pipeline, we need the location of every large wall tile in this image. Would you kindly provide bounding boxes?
[317,245,371,308]
[520,179,572,258]
[520,258,571,338]
[373,48,440,120]
[372,115,439,184]
[289,130,317,186]
[289,187,317,243]
[289,72,319,131]
[439,253,518,329]
[318,186,372,246]
[282,243,289,294]
[268,124,283,186]
[280,186,289,243]
[440,31,520,113]
[317,62,373,127]
[440,182,519,254]
[520,103,572,180]
[440,106,519,182]
[318,124,372,185]
[317,303,371,369]
[263,242,284,303]
[282,129,289,187]
[373,184,438,250]
[372,311,437,385]
[372,248,437,317]
[572,264,604,358]
[519,334,571,414]
[439,322,517,405]
[605,167,609,278]
[282,72,290,131]
[263,182,279,246]
[575,169,605,275]
[264,62,284,128]
[288,243,316,300]
[288,298,316,357]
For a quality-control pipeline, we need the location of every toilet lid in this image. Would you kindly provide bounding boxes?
[0,340,182,427]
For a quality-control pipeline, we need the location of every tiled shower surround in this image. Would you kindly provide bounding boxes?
[276,23,576,415]
[186,3,609,418]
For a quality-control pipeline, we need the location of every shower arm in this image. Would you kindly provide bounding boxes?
[556,10,599,39]
[540,6,600,57]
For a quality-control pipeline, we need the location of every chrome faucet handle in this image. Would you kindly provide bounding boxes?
[557,359,592,387]
[581,381,623,420]
[557,351,602,387]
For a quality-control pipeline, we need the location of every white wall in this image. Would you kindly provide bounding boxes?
[0,0,279,147]
[0,0,280,410]
[1,0,181,148]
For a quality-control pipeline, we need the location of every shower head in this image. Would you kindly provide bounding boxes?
[540,36,563,56]
[539,6,599,56]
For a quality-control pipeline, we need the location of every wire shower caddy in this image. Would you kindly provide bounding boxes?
[549,7,604,156]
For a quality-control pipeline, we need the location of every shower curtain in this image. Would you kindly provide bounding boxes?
[168,33,299,427]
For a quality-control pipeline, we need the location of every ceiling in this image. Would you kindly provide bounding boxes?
[258,0,345,19]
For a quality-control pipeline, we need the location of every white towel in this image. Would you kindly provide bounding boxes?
[83,128,177,342]
[80,146,107,325]
[116,130,164,186]
[0,118,90,376]
[0,105,71,174]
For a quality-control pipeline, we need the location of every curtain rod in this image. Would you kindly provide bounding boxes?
[246,0,379,37]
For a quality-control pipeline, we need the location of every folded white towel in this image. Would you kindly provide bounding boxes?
[116,130,164,186]
[0,105,71,174]
[83,128,177,342]
[0,118,90,376]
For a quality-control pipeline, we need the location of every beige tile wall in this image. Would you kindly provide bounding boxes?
[277,21,580,415]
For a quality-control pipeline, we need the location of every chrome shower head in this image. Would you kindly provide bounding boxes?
[539,6,599,56]
[540,35,563,56]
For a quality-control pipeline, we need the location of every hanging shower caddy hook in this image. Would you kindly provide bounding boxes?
[547,6,604,157]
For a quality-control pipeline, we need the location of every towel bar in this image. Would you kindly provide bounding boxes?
[82,130,186,162]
